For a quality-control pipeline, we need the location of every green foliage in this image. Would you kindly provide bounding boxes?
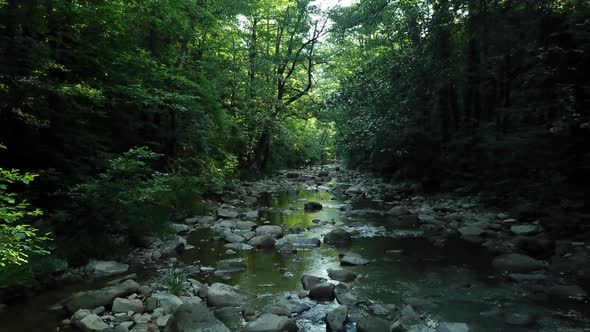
[0,146,49,267]
[161,268,186,296]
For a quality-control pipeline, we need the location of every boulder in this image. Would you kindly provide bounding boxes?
[65,280,140,313]
[327,269,357,282]
[224,234,245,243]
[214,259,246,275]
[340,254,369,266]
[304,202,323,211]
[248,235,276,249]
[458,227,485,238]
[206,283,255,307]
[492,254,546,273]
[309,282,335,301]
[151,292,183,315]
[112,298,144,313]
[301,275,327,290]
[236,221,256,231]
[390,305,429,332]
[164,303,230,332]
[242,211,259,221]
[170,224,190,234]
[217,209,239,219]
[323,229,352,245]
[255,225,283,238]
[243,313,298,332]
[86,260,129,277]
[386,206,410,216]
[79,314,110,332]
[326,305,348,331]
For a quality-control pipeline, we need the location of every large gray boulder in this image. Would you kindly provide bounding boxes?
[327,269,357,283]
[65,280,140,313]
[206,283,255,307]
[243,313,298,332]
[492,254,546,273]
[86,260,129,277]
[164,303,230,332]
[301,275,327,290]
[217,209,239,219]
[323,229,352,245]
[79,314,110,332]
[326,305,348,331]
[151,292,183,314]
[112,297,144,313]
[356,315,392,332]
[255,225,283,238]
[309,282,335,301]
[390,305,429,332]
[248,234,276,249]
[214,259,246,275]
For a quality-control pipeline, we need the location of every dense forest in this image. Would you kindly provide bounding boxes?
[1,0,590,330]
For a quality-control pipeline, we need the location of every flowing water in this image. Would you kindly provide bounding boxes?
[1,187,589,332]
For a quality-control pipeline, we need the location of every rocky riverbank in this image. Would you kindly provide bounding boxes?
[3,164,589,332]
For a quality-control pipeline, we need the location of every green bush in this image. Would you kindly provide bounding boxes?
[0,144,50,267]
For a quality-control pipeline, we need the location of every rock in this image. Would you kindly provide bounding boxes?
[217,209,239,219]
[386,206,410,216]
[327,269,357,282]
[215,259,246,275]
[390,305,429,332]
[309,282,335,301]
[255,225,283,238]
[224,234,245,243]
[186,216,216,225]
[236,221,256,230]
[292,238,321,247]
[171,223,190,234]
[86,260,129,277]
[504,313,536,326]
[163,303,230,332]
[369,304,397,319]
[112,298,144,313]
[134,313,152,324]
[248,234,276,249]
[206,283,256,307]
[151,292,183,315]
[492,254,546,273]
[156,315,171,328]
[79,314,110,332]
[436,322,471,332]
[243,313,298,332]
[304,202,323,211]
[326,305,348,332]
[301,275,327,290]
[65,280,140,313]
[547,285,587,301]
[510,224,540,236]
[356,315,392,332]
[260,303,291,317]
[242,211,259,221]
[161,236,187,257]
[278,242,297,255]
[323,229,352,245]
[340,254,369,266]
[283,301,311,315]
[72,309,92,322]
[224,243,254,251]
